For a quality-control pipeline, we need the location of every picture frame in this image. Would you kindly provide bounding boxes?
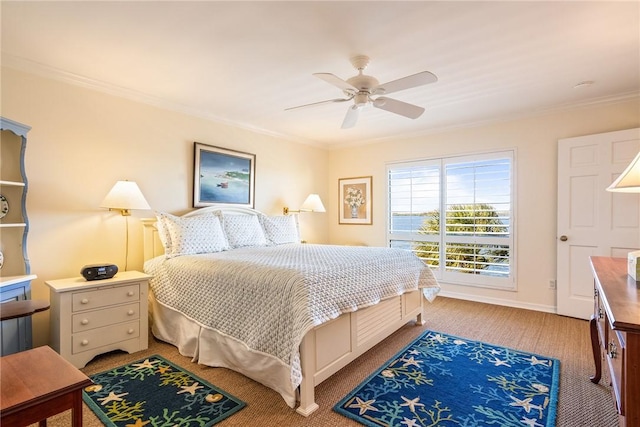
[193,142,255,208]
[339,176,372,225]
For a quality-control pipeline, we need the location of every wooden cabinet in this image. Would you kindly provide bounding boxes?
[45,271,151,368]
[589,256,640,427]
[0,118,37,356]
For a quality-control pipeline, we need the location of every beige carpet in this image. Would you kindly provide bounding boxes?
[38,297,618,426]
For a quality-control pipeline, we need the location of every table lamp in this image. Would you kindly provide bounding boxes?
[607,151,640,280]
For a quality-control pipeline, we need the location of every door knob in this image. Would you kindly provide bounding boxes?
[559,235,568,241]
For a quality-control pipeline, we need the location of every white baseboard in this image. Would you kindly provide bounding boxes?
[437,290,557,315]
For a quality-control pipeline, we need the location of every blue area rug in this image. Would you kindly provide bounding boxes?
[83,354,245,426]
[335,330,559,427]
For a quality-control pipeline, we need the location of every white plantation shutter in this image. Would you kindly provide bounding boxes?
[387,151,515,289]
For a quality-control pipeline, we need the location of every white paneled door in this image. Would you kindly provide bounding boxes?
[557,128,640,319]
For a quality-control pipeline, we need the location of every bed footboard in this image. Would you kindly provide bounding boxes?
[296,289,424,416]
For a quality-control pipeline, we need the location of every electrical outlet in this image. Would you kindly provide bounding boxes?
[549,279,557,289]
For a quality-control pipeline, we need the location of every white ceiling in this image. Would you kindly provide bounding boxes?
[2,1,639,148]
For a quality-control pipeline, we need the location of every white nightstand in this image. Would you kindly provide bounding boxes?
[45,271,152,368]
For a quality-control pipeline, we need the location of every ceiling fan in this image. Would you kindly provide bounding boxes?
[286,55,437,129]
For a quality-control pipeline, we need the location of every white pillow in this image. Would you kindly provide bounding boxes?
[155,212,172,250]
[220,213,268,248]
[260,215,300,245]
[156,212,229,258]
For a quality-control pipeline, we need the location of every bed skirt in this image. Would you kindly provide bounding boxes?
[148,288,430,413]
[149,290,301,407]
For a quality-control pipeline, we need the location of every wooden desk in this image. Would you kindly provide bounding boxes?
[589,256,640,427]
[0,345,93,427]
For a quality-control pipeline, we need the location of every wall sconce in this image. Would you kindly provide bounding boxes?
[283,194,326,215]
[100,180,151,216]
[100,180,151,270]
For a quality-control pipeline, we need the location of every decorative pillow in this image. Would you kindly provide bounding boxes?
[260,215,300,245]
[220,213,268,248]
[156,212,229,258]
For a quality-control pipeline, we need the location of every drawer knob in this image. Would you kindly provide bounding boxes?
[81,319,89,325]
[127,291,135,297]
[127,328,135,334]
[608,341,618,358]
[81,339,89,346]
[127,310,134,316]
[81,298,89,304]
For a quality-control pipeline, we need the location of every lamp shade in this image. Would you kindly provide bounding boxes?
[300,194,326,212]
[607,151,640,193]
[100,180,150,215]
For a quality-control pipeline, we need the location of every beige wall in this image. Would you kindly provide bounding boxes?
[3,65,639,347]
[328,98,640,311]
[1,67,330,346]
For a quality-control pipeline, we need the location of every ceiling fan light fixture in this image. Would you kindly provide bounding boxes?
[354,93,369,106]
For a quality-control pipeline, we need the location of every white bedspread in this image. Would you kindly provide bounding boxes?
[145,243,439,405]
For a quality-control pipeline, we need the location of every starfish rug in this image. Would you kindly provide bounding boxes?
[335,330,559,427]
[82,355,245,426]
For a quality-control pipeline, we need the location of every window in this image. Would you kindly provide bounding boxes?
[387,151,515,289]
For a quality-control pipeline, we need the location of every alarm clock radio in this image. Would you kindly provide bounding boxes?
[81,264,118,281]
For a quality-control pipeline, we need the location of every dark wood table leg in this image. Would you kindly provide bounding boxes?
[72,390,83,427]
[38,420,47,427]
[589,314,601,384]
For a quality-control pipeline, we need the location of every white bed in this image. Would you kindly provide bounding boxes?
[142,205,439,416]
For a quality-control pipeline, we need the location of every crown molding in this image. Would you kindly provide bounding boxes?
[1,54,328,149]
[4,53,636,151]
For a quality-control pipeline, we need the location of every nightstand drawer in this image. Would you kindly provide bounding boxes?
[72,303,140,333]
[72,284,140,312]
[72,320,140,354]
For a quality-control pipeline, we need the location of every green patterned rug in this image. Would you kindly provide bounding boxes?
[335,330,559,427]
[83,355,245,426]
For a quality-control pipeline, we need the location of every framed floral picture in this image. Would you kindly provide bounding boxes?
[339,176,372,225]
[193,142,255,208]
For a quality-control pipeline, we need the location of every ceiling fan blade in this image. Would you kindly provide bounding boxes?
[374,71,437,95]
[341,105,361,129]
[373,97,425,119]
[314,73,358,93]
[285,96,352,111]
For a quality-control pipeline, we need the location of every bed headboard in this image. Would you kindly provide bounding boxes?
[141,218,164,262]
[141,205,265,262]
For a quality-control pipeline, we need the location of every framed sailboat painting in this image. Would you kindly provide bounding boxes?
[193,142,255,208]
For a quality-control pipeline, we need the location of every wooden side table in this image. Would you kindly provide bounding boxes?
[0,299,50,321]
[0,345,93,426]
